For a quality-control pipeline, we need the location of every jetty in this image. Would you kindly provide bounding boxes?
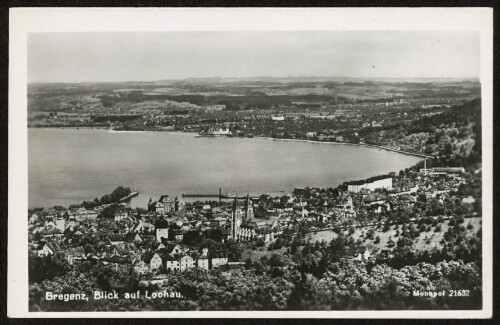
[119,191,139,202]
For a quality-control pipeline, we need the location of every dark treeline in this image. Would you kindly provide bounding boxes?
[69,186,132,210]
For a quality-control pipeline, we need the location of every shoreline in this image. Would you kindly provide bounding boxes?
[29,126,431,159]
[256,136,432,159]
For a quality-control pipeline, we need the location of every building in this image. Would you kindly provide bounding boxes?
[74,208,98,221]
[163,255,180,272]
[179,255,195,271]
[154,195,177,214]
[39,242,67,257]
[432,167,466,174]
[196,248,210,270]
[211,253,228,268]
[244,194,253,220]
[205,104,226,111]
[212,127,231,135]
[271,115,285,121]
[54,218,66,232]
[147,253,163,271]
[155,219,169,242]
[164,243,183,256]
[363,193,387,206]
[29,213,39,224]
[114,209,128,222]
[65,247,86,265]
[348,177,393,193]
[352,246,371,261]
[419,167,465,175]
[230,196,243,239]
[133,260,149,275]
[133,219,155,233]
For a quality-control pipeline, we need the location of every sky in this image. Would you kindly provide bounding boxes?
[28,31,480,83]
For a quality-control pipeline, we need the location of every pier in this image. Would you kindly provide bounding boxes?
[119,191,139,202]
[182,194,257,200]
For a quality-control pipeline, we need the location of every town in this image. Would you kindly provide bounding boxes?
[27,80,483,312]
[28,79,479,158]
[28,156,482,309]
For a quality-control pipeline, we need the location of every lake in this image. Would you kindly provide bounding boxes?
[28,128,422,208]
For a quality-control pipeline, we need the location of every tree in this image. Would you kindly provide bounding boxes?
[269,253,285,267]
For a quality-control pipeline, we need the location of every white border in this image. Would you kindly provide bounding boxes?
[8,7,493,318]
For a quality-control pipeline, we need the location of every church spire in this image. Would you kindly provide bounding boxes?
[233,194,238,210]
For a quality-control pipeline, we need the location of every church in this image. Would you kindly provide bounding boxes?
[229,194,280,242]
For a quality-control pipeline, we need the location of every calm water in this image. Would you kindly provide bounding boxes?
[28,128,422,208]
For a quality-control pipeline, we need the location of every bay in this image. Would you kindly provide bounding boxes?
[28,128,422,208]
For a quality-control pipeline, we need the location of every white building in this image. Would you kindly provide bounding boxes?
[206,105,226,111]
[156,228,169,242]
[348,178,393,193]
[114,210,128,222]
[148,253,163,271]
[213,127,231,135]
[179,255,195,271]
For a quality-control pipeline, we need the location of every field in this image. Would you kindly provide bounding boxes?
[306,216,482,253]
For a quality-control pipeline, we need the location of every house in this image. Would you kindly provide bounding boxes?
[211,216,227,227]
[163,255,180,272]
[462,196,475,204]
[164,243,182,256]
[108,233,126,245]
[197,248,210,270]
[39,242,67,257]
[75,208,98,221]
[155,219,169,241]
[124,232,143,243]
[54,218,66,232]
[29,213,39,224]
[40,226,64,239]
[363,193,387,206]
[179,255,195,271]
[112,242,137,257]
[142,234,156,244]
[132,260,149,275]
[379,249,394,259]
[114,209,128,222]
[134,220,155,234]
[146,253,163,271]
[67,217,78,229]
[211,252,228,268]
[172,230,184,241]
[352,246,371,261]
[154,195,177,214]
[348,177,393,193]
[65,247,86,265]
[101,256,133,274]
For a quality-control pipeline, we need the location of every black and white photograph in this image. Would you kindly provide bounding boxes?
[8,8,493,318]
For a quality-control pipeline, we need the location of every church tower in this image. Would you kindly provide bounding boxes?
[245,194,253,220]
[231,195,242,239]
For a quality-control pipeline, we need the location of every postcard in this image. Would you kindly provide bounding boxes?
[8,7,493,318]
